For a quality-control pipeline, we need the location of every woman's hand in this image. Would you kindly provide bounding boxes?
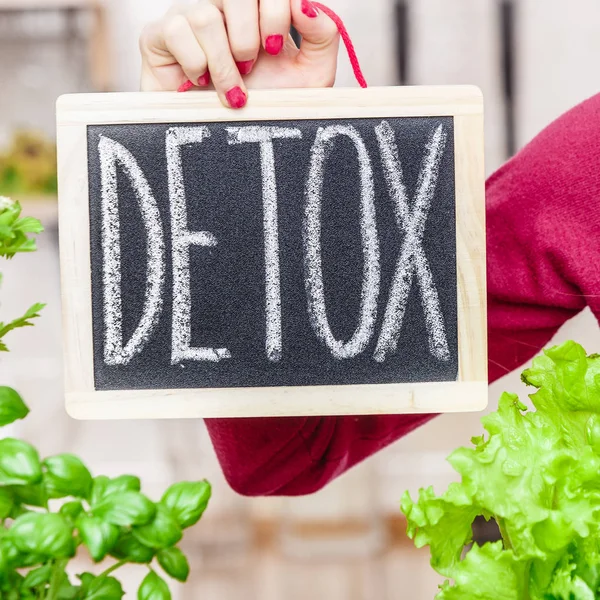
[140,0,340,108]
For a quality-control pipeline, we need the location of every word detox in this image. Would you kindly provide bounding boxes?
[87,117,458,390]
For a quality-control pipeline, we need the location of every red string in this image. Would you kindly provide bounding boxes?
[177,1,367,93]
[312,2,367,88]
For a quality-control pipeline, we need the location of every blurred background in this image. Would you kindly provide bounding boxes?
[1,0,600,598]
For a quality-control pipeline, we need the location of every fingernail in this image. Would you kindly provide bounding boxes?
[236,60,254,75]
[226,86,247,109]
[197,72,210,86]
[265,34,284,55]
[178,80,194,93]
[301,0,319,18]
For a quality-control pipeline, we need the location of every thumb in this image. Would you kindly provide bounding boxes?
[291,0,340,82]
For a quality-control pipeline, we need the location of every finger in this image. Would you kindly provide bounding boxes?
[291,0,340,84]
[223,0,260,74]
[140,16,210,90]
[163,15,211,86]
[259,0,291,56]
[140,20,184,91]
[188,3,248,108]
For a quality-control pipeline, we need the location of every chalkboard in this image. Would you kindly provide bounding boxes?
[57,87,487,419]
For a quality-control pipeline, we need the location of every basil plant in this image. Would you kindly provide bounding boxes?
[0,197,212,599]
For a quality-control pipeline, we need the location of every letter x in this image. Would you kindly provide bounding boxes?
[374,121,450,363]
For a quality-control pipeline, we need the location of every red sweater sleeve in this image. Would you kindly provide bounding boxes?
[205,94,600,496]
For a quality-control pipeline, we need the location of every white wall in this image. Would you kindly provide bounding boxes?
[105,0,169,92]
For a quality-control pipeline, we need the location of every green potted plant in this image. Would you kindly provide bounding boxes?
[0,196,211,599]
[0,131,58,224]
[402,341,600,598]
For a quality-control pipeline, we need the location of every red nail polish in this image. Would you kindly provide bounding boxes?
[301,0,318,18]
[236,60,255,75]
[197,72,210,86]
[265,34,284,56]
[178,80,194,93]
[226,86,247,109]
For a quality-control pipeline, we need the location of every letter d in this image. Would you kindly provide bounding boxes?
[99,136,165,365]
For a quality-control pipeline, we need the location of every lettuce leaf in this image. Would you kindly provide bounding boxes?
[436,542,528,600]
[401,341,600,599]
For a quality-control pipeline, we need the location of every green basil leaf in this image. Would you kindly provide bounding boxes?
[43,454,93,499]
[18,553,46,568]
[8,483,47,508]
[9,504,27,520]
[90,475,110,506]
[0,544,7,574]
[0,537,43,570]
[60,500,84,523]
[22,564,52,588]
[138,571,171,600]
[77,572,96,596]
[157,547,189,582]
[0,536,22,567]
[0,537,44,570]
[3,572,23,599]
[110,533,155,564]
[77,514,120,562]
[0,439,42,485]
[5,569,23,585]
[92,491,155,526]
[0,488,14,519]
[91,475,141,505]
[160,481,211,529]
[132,505,182,549]
[10,512,75,558]
[84,575,124,600]
[0,387,29,427]
[105,475,142,495]
[58,576,79,600]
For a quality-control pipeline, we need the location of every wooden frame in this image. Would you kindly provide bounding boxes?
[56,86,487,420]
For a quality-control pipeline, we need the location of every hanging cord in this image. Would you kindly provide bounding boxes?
[312,2,367,88]
[177,2,367,92]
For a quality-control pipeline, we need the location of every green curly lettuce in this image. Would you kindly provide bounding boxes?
[401,341,600,599]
